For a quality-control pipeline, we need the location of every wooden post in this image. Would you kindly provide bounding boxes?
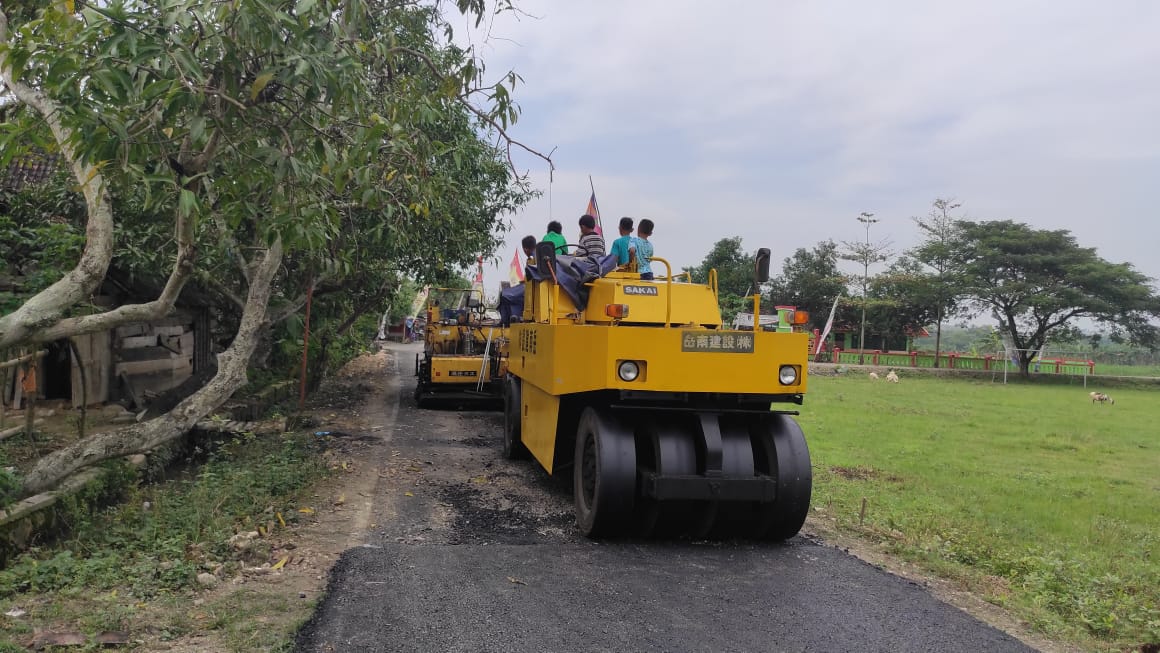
[0,348,7,429]
[68,338,88,438]
[298,279,315,411]
[859,497,868,526]
[21,362,38,451]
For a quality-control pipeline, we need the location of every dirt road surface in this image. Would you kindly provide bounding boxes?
[292,343,1045,653]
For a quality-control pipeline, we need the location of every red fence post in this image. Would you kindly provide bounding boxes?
[984,355,992,370]
[1088,360,1095,375]
[948,353,957,369]
[909,351,918,367]
[873,350,881,365]
[833,347,841,364]
[1054,359,1062,374]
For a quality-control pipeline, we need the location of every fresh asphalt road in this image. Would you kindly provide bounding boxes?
[295,344,1036,653]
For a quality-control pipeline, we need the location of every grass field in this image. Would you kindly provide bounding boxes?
[1092,363,1160,378]
[797,373,1159,652]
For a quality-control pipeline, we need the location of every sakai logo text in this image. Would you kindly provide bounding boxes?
[623,285,658,296]
[448,370,478,377]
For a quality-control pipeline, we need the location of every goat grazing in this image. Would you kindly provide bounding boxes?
[1089,391,1114,405]
[868,372,879,380]
[885,370,899,383]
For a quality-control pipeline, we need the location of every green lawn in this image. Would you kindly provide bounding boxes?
[797,374,1159,651]
[1092,363,1160,378]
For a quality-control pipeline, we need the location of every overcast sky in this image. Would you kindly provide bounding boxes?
[455,1,1160,291]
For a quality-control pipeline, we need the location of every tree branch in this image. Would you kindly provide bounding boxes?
[30,200,198,343]
[0,8,117,350]
[386,46,553,171]
[19,238,284,497]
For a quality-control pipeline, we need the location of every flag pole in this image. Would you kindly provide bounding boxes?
[587,175,602,234]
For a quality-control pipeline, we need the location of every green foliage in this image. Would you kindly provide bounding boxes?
[683,237,767,323]
[683,237,755,298]
[767,239,853,330]
[864,256,947,345]
[803,374,1160,649]
[0,432,326,599]
[0,176,88,312]
[2,0,537,358]
[903,199,968,357]
[954,220,1160,374]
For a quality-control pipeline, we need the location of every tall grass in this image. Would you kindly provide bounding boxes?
[798,374,1160,650]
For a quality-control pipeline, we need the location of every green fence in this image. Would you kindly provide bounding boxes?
[828,350,1095,375]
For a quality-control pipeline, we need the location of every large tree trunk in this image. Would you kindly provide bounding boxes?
[18,240,283,498]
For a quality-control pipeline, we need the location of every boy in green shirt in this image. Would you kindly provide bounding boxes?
[542,220,567,255]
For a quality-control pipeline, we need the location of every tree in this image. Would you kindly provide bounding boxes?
[683,237,758,323]
[0,0,545,497]
[907,198,967,366]
[840,213,891,363]
[767,239,852,331]
[865,256,949,350]
[954,220,1160,376]
[683,237,752,297]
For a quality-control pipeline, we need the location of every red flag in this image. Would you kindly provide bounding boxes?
[585,191,602,236]
[508,249,525,285]
[471,255,485,298]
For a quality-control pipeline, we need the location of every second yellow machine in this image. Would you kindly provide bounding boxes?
[414,288,507,407]
[500,244,813,539]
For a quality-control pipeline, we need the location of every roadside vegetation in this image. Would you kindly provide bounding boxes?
[1,0,542,500]
[800,373,1160,651]
[0,430,328,651]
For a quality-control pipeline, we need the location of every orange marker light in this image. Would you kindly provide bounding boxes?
[605,304,630,319]
[793,310,810,325]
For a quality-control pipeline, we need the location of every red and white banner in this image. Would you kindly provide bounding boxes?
[814,296,841,355]
[508,249,525,286]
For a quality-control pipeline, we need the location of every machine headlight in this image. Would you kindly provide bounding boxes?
[618,360,641,382]
[778,365,799,385]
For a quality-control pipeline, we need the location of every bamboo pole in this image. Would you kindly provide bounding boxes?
[0,349,47,370]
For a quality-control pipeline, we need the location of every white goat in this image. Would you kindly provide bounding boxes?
[868,372,879,380]
[1089,391,1114,405]
[885,370,900,383]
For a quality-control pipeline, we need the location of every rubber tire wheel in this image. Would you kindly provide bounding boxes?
[756,413,812,540]
[502,376,528,460]
[573,407,636,538]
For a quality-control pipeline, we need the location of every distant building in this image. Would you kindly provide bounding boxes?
[0,151,60,191]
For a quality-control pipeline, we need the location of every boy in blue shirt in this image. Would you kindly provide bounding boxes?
[635,218,655,280]
[609,216,637,266]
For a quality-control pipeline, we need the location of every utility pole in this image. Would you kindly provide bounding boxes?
[857,212,878,365]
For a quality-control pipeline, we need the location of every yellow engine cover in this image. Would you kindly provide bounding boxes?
[507,323,807,397]
[428,356,494,386]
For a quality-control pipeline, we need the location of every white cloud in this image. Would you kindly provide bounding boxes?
[459,0,1160,289]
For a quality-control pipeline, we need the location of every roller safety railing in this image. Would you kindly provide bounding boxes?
[651,256,674,328]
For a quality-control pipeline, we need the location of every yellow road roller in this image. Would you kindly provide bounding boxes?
[498,243,812,539]
[414,288,508,407]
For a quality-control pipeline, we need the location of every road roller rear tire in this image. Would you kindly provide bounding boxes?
[573,407,636,538]
[502,376,529,460]
[752,413,812,540]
